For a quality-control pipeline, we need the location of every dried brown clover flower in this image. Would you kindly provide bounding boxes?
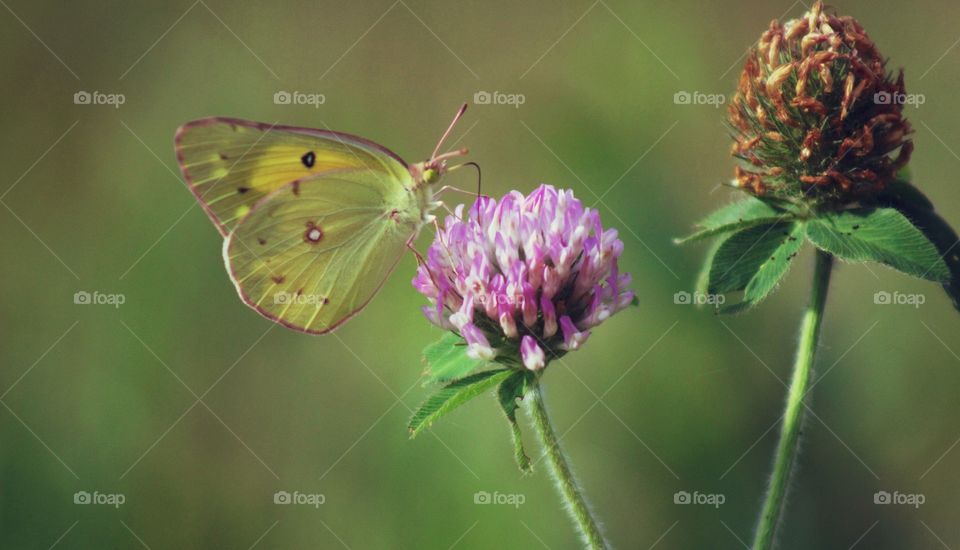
[728,1,913,203]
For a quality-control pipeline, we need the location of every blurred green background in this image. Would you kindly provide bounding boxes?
[2,0,960,548]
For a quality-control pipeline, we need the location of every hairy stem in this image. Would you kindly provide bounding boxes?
[528,383,609,549]
[752,250,833,550]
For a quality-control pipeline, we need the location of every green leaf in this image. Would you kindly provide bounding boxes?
[698,196,783,228]
[675,215,794,244]
[497,371,535,473]
[878,180,960,312]
[806,208,949,282]
[695,239,723,300]
[408,369,513,438]
[677,196,791,244]
[422,332,485,386]
[708,221,806,313]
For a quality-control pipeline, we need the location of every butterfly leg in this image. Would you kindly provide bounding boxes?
[405,236,427,267]
[430,218,465,284]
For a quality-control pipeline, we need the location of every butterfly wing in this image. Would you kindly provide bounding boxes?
[175,117,410,236]
[224,168,422,334]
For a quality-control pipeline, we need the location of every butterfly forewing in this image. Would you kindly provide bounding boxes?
[175,117,410,236]
[224,169,421,334]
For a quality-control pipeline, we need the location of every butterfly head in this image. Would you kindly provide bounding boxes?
[412,103,470,191]
[412,148,469,188]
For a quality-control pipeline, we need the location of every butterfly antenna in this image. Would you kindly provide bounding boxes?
[431,103,468,161]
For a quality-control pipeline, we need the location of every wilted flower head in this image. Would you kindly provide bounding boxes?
[413,184,634,371]
[729,1,912,202]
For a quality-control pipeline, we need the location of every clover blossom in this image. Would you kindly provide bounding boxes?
[729,1,912,202]
[413,184,633,371]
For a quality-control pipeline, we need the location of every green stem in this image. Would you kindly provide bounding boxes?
[528,383,609,550]
[751,250,833,550]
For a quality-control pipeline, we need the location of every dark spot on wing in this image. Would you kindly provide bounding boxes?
[219,153,229,160]
[292,181,300,196]
[257,237,267,245]
[303,221,324,244]
[301,151,316,168]
[237,186,251,194]
[271,275,285,284]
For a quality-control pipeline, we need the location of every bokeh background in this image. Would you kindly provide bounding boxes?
[2,0,960,548]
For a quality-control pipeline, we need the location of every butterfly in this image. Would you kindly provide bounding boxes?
[174,105,471,334]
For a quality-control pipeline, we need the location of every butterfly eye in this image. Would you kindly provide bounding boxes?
[423,168,440,184]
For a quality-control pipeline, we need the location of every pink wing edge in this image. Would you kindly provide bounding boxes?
[173,116,410,238]
[220,177,412,335]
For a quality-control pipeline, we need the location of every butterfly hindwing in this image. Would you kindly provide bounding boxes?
[175,117,410,236]
[224,169,421,334]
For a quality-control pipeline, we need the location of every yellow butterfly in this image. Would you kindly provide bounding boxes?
[175,105,470,334]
